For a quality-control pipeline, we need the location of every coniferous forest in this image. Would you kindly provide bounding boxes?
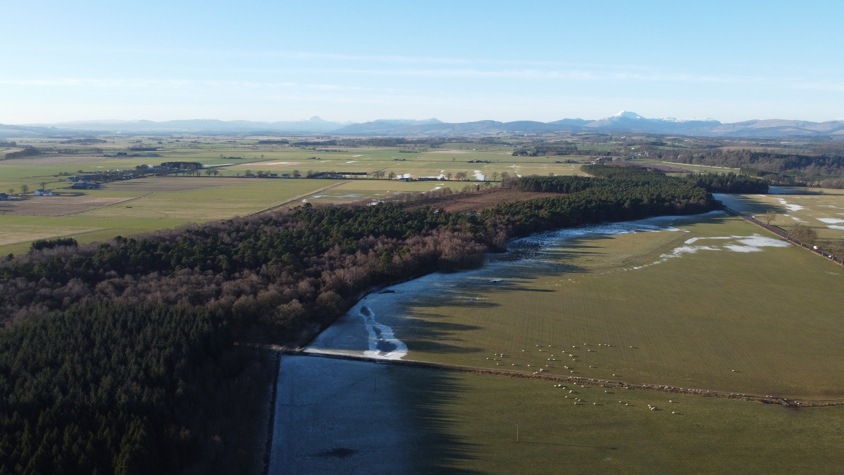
[0,167,722,474]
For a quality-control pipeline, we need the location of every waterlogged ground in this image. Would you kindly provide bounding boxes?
[308,213,714,360]
[271,210,844,472]
[269,357,420,474]
[309,210,844,399]
[716,188,844,240]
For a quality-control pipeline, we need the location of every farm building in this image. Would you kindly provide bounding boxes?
[34,189,55,196]
[0,193,9,200]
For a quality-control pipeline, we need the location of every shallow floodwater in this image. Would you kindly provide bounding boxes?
[268,356,419,474]
[270,211,795,472]
[307,213,717,359]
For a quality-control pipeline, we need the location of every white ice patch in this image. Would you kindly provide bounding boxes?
[345,160,357,164]
[474,170,486,181]
[818,218,844,224]
[778,198,804,212]
[511,217,688,257]
[829,225,844,230]
[359,305,407,360]
[632,234,790,269]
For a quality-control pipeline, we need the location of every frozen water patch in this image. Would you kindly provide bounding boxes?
[474,170,486,181]
[818,218,844,224]
[632,234,790,269]
[828,225,844,230]
[778,198,804,212]
[360,305,407,359]
[507,214,694,260]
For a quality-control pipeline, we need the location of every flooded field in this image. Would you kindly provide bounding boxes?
[269,208,844,472]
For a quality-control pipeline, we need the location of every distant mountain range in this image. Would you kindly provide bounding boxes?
[3,112,844,139]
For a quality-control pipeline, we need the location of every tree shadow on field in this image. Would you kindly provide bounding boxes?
[272,357,482,474]
[394,365,483,473]
[405,313,485,354]
[714,194,789,217]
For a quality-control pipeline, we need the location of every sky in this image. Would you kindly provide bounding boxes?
[1,0,843,124]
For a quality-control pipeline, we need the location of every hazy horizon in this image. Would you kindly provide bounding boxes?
[2,1,842,125]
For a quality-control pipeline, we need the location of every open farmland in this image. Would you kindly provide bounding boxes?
[716,187,844,242]
[294,208,844,471]
[0,138,595,255]
[273,356,844,473]
[312,212,844,401]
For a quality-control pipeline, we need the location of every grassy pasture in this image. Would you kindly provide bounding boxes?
[410,366,844,473]
[281,357,844,474]
[717,188,844,242]
[0,214,190,256]
[378,214,844,401]
[0,177,337,254]
[0,141,594,254]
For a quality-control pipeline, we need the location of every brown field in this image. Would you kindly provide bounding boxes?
[0,195,136,216]
[718,145,782,151]
[402,187,563,213]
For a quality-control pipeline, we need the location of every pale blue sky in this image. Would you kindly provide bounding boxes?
[2,0,842,124]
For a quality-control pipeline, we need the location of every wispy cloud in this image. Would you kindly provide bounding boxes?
[0,77,383,92]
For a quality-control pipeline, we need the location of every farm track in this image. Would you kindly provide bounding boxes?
[257,346,844,408]
[249,181,349,216]
[59,192,155,216]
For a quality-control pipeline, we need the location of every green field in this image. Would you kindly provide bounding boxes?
[282,355,844,474]
[716,188,844,242]
[345,213,844,401]
[0,139,595,255]
[298,208,844,472]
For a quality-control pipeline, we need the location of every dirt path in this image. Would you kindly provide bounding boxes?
[249,181,349,215]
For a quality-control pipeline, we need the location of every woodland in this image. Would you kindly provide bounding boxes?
[0,167,747,473]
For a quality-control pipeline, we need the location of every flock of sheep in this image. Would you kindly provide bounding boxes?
[483,341,684,414]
